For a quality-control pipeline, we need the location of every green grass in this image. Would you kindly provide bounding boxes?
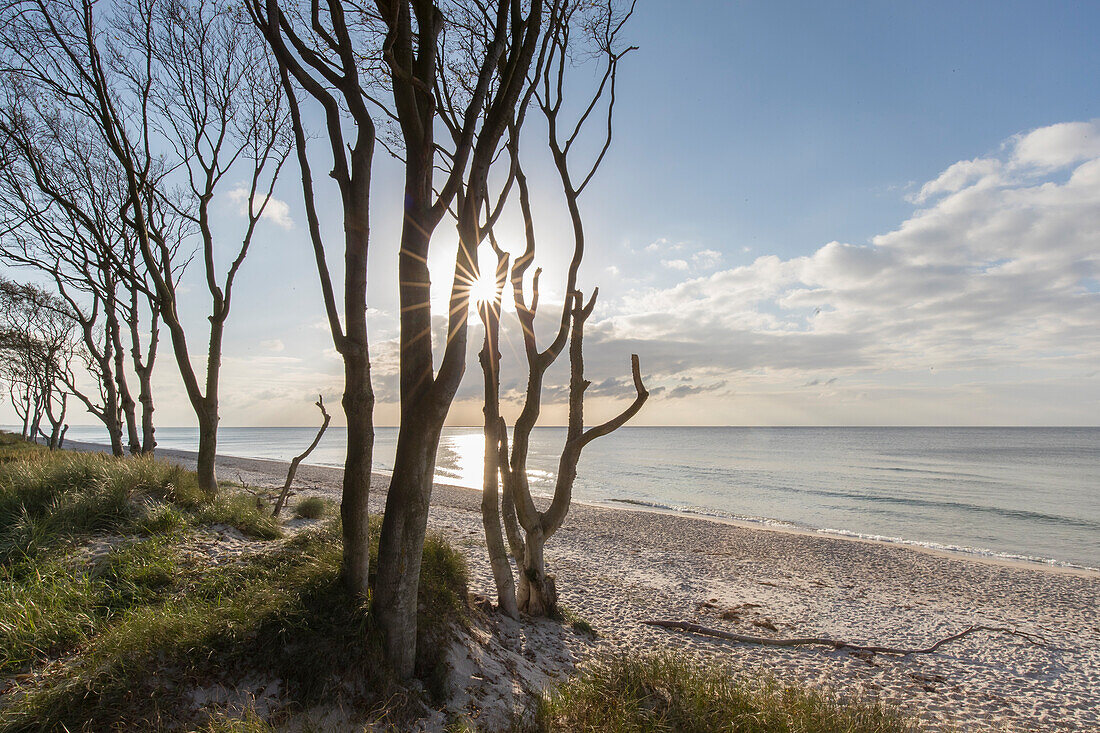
[0,433,471,731]
[195,493,283,539]
[535,653,919,733]
[0,441,281,563]
[293,496,327,519]
[0,536,186,671]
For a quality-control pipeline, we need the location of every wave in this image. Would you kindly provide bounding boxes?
[759,482,1100,531]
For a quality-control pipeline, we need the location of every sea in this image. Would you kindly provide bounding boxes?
[47,425,1100,572]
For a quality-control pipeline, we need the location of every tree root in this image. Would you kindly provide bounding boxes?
[642,620,1044,655]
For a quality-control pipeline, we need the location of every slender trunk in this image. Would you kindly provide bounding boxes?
[29,396,44,445]
[195,317,224,494]
[133,302,158,455]
[196,404,218,494]
[137,367,155,454]
[338,194,374,598]
[482,415,518,619]
[112,321,140,454]
[480,288,518,617]
[340,346,374,596]
[46,393,66,449]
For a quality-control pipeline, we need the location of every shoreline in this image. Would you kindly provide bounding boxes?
[67,439,1099,580]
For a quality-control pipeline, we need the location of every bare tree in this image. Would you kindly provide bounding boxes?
[252,0,553,675]
[371,0,550,677]
[0,0,291,492]
[0,93,164,455]
[0,277,80,448]
[480,0,645,617]
[248,0,384,601]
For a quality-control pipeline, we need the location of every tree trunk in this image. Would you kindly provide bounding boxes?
[194,314,226,494]
[104,417,124,457]
[482,416,518,619]
[118,372,140,454]
[110,309,140,454]
[340,343,374,597]
[196,405,219,495]
[375,415,444,678]
[138,368,156,455]
[517,526,556,617]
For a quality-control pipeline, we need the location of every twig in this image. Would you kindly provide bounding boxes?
[272,395,331,517]
[642,620,1045,655]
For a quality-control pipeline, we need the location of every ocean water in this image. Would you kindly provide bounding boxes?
[51,425,1100,571]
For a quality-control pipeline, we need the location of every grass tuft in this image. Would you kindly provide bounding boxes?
[293,496,327,519]
[536,652,919,733]
[195,494,283,540]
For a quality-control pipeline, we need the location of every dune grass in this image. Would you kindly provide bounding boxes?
[293,495,328,519]
[535,652,918,733]
[0,433,470,731]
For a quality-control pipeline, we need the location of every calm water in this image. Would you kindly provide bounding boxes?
[52,425,1100,570]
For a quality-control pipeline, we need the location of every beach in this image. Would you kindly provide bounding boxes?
[72,441,1100,731]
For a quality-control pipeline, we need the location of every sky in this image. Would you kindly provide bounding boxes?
[3,1,1100,428]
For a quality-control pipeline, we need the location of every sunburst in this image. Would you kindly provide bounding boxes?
[467,268,500,305]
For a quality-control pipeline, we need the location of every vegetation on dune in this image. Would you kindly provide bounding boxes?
[0,435,470,731]
[293,495,328,520]
[535,653,918,733]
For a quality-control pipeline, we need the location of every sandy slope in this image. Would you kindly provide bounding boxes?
[69,442,1100,731]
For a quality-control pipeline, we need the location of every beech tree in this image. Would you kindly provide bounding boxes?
[479,0,645,617]
[0,0,291,492]
[252,0,552,677]
[372,0,548,677]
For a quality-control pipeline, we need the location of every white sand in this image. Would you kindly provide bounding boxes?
[71,442,1100,731]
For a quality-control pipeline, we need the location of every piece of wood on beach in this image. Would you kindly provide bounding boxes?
[642,620,1045,655]
[273,395,331,517]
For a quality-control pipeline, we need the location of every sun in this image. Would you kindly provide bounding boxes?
[468,270,499,305]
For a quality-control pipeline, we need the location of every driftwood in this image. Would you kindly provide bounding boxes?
[272,396,331,517]
[642,620,1044,655]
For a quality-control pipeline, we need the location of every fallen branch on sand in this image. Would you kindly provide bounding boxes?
[642,620,1044,655]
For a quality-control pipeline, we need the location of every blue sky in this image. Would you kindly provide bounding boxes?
[4,1,1100,427]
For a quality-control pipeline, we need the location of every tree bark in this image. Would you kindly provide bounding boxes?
[375,407,445,676]
[480,341,519,619]
[196,404,219,496]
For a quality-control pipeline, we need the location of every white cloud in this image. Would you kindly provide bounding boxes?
[909,157,1002,204]
[227,186,294,230]
[589,120,1100,403]
[261,339,285,352]
[661,258,689,271]
[1010,120,1100,170]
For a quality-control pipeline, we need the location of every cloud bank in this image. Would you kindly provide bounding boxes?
[582,120,1100,422]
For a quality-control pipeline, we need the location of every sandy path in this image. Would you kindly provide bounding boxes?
[70,442,1100,731]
